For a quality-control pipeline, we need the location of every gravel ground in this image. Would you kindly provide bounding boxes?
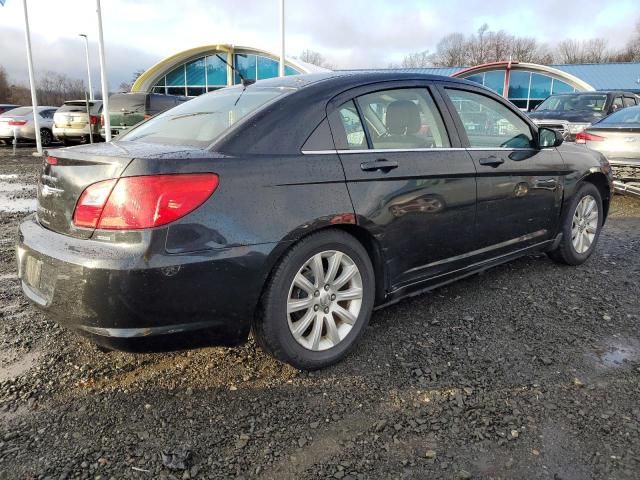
[0,145,639,480]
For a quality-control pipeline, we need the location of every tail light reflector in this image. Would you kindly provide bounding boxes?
[46,156,58,165]
[8,120,27,126]
[73,174,218,230]
[89,115,98,125]
[575,132,604,144]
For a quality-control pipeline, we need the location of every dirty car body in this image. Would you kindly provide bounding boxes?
[16,72,613,361]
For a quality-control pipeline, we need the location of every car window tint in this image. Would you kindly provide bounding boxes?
[337,101,367,150]
[445,89,534,149]
[623,97,636,107]
[356,88,449,149]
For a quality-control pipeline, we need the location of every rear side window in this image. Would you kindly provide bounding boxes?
[623,97,636,107]
[337,101,367,149]
[356,88,449,149]
[446,89,534,149]
[121,87,289,148]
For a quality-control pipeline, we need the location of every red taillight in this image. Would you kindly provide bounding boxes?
[46,156,58,165]
[575,131,604,144]
[89,115,98,125]
[143,114,152,120]
[73,174,218,230]
[100,114,104,127]
[8,120,27,126]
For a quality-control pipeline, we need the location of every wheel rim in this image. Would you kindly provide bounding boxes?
[571,194,598,254]
[287,250,363,351]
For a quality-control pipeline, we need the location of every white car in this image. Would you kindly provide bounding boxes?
[0,106,58,146]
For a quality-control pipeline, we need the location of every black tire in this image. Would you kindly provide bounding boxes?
[254,230,375,370]
[548,182,603,266]
[40,129,52,147]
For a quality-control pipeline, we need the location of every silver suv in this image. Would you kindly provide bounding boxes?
[53,100,103,145]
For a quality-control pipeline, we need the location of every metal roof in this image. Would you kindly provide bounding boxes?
[550,63,640,91]
[343,63,640,91]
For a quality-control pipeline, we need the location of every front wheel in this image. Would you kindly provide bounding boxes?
[254,230,375,370]
[548,182,603,265]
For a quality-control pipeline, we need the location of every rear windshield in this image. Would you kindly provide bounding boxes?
[535,94,608,112]
[598,105,640,125]
[58,102,102,113]
[121,87,290,148]
[0,106,32,117]
[110,94,147,113]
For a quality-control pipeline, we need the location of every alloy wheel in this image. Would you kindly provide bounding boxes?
[287,250,363,351]
[571,195,598,254]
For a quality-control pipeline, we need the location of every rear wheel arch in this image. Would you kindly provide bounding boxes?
[259,224,387,320]
[581,172,611,222]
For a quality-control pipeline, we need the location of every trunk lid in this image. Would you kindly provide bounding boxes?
[585,127,640,159]
[37,142,197,239]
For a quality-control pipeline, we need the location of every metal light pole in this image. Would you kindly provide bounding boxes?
[21,0,42,155]
[96,0,111,141]
[79,34,94,100]
[279,0,285,77]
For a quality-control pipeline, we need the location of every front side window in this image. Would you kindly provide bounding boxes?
[446,89,534,149]
[613,96,624,109]
[121,87,290,148]
[356,88,450,149]
[337,101,367,149]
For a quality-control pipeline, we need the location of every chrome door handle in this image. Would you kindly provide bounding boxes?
[360,159,399,172]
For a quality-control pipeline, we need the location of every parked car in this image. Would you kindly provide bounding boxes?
[529,91,640,141]
[0,106,58,146]
[16,72,612,369]
[53,100,103,145]
[577,104,640,182]
[0,104,20,115]
[101,92,188,139]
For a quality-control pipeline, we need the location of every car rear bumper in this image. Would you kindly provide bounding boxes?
[53,126,97,138]
[0,125,36,141]
[16,214,276,352]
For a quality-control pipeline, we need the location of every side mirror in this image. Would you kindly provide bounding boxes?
[539,127,563,148]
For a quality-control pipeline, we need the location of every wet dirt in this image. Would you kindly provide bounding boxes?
[0,146,639,479]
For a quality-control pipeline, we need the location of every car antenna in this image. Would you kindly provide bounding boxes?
[215,54,255,88]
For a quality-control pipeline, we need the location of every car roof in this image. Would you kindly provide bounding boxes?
[252,71,471,91]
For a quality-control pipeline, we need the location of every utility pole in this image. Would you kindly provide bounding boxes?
[21,0,42,155]
[79,34,94,100]
[96,0,112,141]
[279,0,285,77]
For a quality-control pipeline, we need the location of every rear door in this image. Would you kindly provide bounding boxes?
[440,85,564,255]
[327,82,477,291]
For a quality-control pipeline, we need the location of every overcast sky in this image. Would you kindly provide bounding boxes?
[0,0,638,90]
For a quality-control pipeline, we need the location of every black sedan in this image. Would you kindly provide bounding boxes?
[16,72,613,370]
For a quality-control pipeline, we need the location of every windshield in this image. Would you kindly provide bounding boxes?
[121,87,290,148]
[598,105,640,125]
[535,94,608,113]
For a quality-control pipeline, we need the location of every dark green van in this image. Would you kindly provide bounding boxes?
[101,92,188,139]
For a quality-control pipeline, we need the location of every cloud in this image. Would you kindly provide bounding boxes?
[0,0,638,87]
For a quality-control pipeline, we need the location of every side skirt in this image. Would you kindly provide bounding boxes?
[375,236,559,310]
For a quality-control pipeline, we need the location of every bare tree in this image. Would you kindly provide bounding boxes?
[37,71,86,106]
[299,49,333,69]
[431,33,468,66]
[0,66,10,103]
[467,23,490,65]
[400,50,432,68]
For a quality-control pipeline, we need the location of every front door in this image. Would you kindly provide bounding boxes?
[328,84,477,291]
[440,86,564,255]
